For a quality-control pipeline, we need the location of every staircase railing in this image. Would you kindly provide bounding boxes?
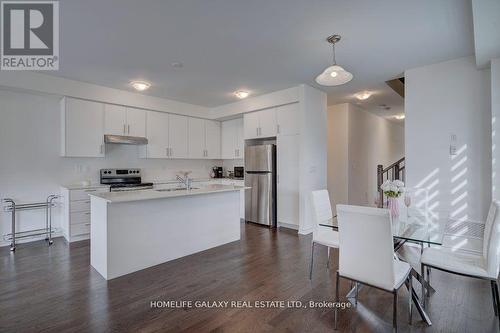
[377,157,405,207]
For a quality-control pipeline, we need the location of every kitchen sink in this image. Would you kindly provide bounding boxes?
[156,187,200,192]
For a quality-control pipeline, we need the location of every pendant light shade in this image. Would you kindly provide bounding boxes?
[315,35,353,86]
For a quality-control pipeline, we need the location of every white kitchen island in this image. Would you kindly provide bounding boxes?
[89,184,245,280]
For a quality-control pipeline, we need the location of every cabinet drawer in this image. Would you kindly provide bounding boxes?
[70,200,90,212]
[70,211,91,225]
[70,188,108,201]
[71,223,90,237]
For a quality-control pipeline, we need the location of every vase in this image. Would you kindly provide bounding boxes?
[388,197,400,220]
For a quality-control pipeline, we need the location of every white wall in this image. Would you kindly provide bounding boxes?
[298,85,327,234]
[0,90,220,247]
[405,56,491,221]
[348,104,405,206]
[492,57,500,201]
[326,104,349,213]
[327,103,405,209]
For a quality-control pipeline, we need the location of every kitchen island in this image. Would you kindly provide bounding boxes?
[89,184,245,280]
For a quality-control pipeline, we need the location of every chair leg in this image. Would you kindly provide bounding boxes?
[309,242,315,280]
[334,271,339,330]
[494,281,500,319]
[327,247,331,269]
[426,266,431,297]
[408,276,413,325]
[420,263,426,309]
[355,282,359,306]
[491,281,498,317]
[393,290,398,333]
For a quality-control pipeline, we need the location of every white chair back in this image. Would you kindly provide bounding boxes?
[484,201,500,278]
[311,190,333,229]
[337,204,396,291]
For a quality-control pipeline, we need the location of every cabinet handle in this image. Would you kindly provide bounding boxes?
[166,148,169,156]
[100,144,103,154]
[84,212,91,215]
[277,124,280,134]
[84,223,91,226]
[84,189,96,192]
[127,124,130,134]
[256,128,259,136]
[123,124,126,134]
[170,148,173,156]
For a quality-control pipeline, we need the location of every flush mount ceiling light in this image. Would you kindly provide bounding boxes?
[130,81,151,91]
[355,91,372,100]
[315,35,353,86]
[395,114,405,120]
[234,90,250,99]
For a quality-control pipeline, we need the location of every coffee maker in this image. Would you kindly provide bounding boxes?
[212,166,223,178]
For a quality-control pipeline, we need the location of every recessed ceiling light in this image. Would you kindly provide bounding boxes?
[130,81,151,91]
[355,91,372,100]
[171,62,184,68]
[395,114,405,120]
[234,90,250,99]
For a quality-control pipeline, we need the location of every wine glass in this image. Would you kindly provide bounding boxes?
[404,192,412,219]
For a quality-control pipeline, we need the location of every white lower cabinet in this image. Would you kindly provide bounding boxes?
[60,186,109,242]
[277,134,300,227]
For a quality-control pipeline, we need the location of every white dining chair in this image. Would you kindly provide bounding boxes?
[420,201,500,320]
[309,190,339,280]
[335,204,412,332]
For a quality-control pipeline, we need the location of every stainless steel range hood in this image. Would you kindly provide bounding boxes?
[104,134,148,145]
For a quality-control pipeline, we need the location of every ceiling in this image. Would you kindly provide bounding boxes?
[50,0,475,116]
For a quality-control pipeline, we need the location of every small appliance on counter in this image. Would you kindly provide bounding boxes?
[212,166,223,178]
[233,166,244,179]
[100,168,154,191]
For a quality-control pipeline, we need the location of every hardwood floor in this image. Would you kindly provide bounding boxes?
[0,223,498,333]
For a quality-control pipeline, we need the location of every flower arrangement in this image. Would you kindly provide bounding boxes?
[380,180,405,219]
[380,180,405,198]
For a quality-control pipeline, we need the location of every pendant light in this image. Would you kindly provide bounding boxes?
[315,35,353,86]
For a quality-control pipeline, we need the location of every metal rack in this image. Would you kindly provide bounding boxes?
[3,195,59,251]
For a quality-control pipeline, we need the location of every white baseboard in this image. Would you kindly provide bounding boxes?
[278,222,299,231]
[298,227,313,235]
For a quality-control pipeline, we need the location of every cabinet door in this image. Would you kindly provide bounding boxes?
[235,117,244,159]
[126,107,146,137]
[276,103,299,135]
[104,104,126,135]
[145,111,169,158]
[205,120,221,159]
[188,117,205,158]
[63,98,104,157]
[277,134,299,226]
[168,114,188,158]
[244,112,260,139]
[257,108,277,138]
[221,119,237,159]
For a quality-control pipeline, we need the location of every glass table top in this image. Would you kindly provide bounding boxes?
[319,213,446,246]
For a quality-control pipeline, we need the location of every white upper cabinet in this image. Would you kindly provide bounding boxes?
[104,105,146,137]
[188,118,206,159]
[244,112,260,139]
[276,103,299,135]
[222,118,244,159]
[144,111,169,158]
[126,107,146,137]
[205,120,221,159]
[257,109,277,138]
[61,97,105,157]
[243,108,277,139]
[104,104,127,135]
[168,114,188,158]
[188,118,221,159]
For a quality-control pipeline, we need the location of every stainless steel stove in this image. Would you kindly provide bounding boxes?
[100,169,154,192]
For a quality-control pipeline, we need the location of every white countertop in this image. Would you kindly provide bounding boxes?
[89,184,248,203]
[62,178,244,190]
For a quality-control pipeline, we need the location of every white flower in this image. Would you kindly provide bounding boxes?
[393,180,405,188]
[389,184,398,192]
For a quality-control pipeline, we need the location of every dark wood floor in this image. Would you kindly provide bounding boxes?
[0,223,498,333]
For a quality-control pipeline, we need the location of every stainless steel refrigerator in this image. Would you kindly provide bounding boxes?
[244,144,276,227]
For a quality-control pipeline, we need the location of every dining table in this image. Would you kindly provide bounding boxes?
[319,212,448,326]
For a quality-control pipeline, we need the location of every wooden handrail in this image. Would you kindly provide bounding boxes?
[377,157,405,207]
